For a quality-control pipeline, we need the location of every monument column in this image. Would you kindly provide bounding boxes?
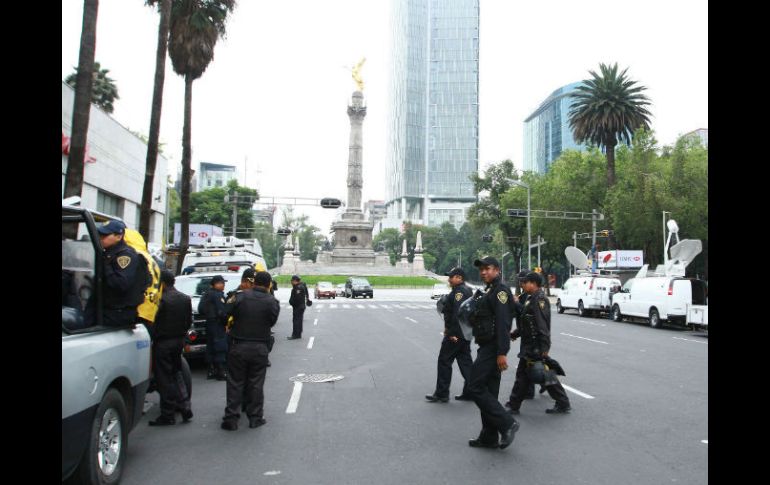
[346,91,366,214]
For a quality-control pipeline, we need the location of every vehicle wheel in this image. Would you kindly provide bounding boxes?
[611,304,622,322]
[649,308,661,328]
[71,388,128,485]
[556,300,564,314]
[577,300,585,317]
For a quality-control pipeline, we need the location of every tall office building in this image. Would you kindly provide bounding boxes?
[385,0,479,229]
[523,82,588,174]
[682,128,708,148]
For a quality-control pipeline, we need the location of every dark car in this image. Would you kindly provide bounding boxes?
[345,277,373,299]
[174,271,243,359]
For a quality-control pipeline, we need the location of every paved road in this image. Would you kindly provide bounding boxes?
[123,291,707,485]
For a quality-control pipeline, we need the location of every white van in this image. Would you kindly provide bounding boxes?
[556,274,622,317]
[181,236,267,273]
[610,276,707,328]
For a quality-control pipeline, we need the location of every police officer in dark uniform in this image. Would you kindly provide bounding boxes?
[148,270,193,426]
[199,275,228,380]
[426,267,474,403]
[221,270,280,431]
[287,275,310,340]
[505,269,538,407]
[96,220,148,327]
[508,272,572,415]
[465,256,519,449]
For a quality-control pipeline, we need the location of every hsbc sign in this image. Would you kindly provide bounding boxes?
[597,250,644,268]
[173,223,224,245]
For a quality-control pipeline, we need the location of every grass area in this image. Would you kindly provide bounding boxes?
[273,275,439,287]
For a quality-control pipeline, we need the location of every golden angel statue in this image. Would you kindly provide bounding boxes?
[352,57,366,91]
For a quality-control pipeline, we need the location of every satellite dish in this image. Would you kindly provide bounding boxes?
[669,239,702,267]
[667,219,679,234]
[565,246,590,270]
[635,264,649,278]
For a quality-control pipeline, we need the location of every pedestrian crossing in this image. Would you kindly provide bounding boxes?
[282,302,437,311]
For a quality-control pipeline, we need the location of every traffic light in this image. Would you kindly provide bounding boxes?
[320,198,342,209]
[276,227,292,237]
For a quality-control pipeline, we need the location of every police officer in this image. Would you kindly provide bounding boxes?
[287,275,310,340]
[96,220,149,327]
[149,270,193,426]
[505,269,538,407]
[426,267,474,403]
[508,272,572,415]
[221,270,280,431]
[199,275,228,380]
[465,256,519,449]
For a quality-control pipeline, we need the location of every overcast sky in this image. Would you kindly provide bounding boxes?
[62,0,708,236]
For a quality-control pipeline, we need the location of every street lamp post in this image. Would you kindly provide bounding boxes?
[502,251,511,281]
[507,178,531,269]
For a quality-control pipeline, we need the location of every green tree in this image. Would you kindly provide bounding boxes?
[568,63,652,187]
[372,228,402,265]
[139,0,173,240]
[279,208,326,262]
[189,180,256,236]
[168,0,236,273]
[63,0,99,238]
[65,61,119,113]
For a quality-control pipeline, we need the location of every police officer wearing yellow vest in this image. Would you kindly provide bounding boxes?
[221,269,280,431]
[508,272,571,415]
[97,220,149,327]
[426,267,474,403]
[465,256,519,449]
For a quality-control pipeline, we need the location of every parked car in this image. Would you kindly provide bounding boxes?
[315,281,336,299]
[556,274,622,317]
[336,284,346,297]
[345,277,373,298]
[62,204,152,484]
[610,276,708,328]
[431,283,448,299]
[175,271,243,359]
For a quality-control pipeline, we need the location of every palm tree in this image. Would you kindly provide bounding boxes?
[63,0,99,213]
[568,63,652,187]
[168,0,236,273]
[65,61,119,113]
[139,0,172,242]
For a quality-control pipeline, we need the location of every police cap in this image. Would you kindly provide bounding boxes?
[291,275,301,281]
[521,271,543,286]
[517,269,531,279]
[242,268,256,282]
[445,267,466,279]
[473,256,500,268]
[97,219,126,235]
[210,275,225,285]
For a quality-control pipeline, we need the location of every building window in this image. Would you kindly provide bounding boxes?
[97,191,121,217]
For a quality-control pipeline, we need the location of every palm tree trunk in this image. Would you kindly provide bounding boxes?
[176,74,194,274]
[605,140,617,187]
[139,0,171,242]
[63,0,99,203]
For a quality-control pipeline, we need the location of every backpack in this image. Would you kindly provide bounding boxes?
[123,229,162,323]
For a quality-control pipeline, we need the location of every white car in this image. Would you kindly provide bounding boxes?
[62,205,152,484]
[431,283,448,299]
[556,274,622,317]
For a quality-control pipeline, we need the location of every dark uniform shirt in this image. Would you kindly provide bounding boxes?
[103,239,147,310]
[512,288,551,359]
[225,287,280,342]
[443,283,473,339]
[198,288,226,324]
[478,275,516,356]
[153,287,193,340]
[289,282,309,308]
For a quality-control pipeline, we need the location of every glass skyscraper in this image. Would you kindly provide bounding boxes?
[523,82,587,174]
[385,0,479,229]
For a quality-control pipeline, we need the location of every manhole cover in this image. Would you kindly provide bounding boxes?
[289,373,344,383]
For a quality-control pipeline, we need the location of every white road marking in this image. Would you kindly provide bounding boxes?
[562,384,595,399]
[672,337,708,345]
[286,382,303,414]
[307,337,315,349]
[701,440,708,444]
[405,317,418,323]
[330,304,338,309]
[356,304,365,309]
[343,304,351,309]
[316,305,324,310]
[379,304,389,309]
[313,318,318,326]
[392,304,404,309]
[570,319,606,327]
[264,471,282,476]
[560,332,609,344]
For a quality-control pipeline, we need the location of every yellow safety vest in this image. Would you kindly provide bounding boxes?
[123,229,162,323]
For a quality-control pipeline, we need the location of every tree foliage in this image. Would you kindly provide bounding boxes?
[65,61,120,113]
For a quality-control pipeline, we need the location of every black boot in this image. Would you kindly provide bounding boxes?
[215,363,227,381]
[206,364,216,380]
